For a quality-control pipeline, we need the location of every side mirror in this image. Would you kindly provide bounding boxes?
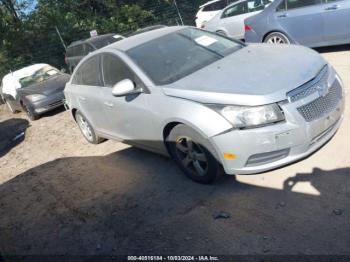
[112,79,141,97]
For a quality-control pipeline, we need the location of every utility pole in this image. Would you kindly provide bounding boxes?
[173,0,184,26]
[55,26,67,50]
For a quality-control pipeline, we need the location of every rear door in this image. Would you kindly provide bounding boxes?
[71,54,109,132]
[221,1,248,38]
[202,0,227,23]
[322,0,350,45]
[274,0,324,46]
[223,0,271,39]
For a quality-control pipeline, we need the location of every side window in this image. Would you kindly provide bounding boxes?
[247,0,272,12]
[72,55,102,86]
[203,1,226,11]
[101,54,140,87]
[286,0,322,10]
[276,0,287,11]
[211,0,227,10]
[222,2,246,18]
[203,4,213,11]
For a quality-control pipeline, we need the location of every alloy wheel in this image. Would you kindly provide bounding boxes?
[266,35,290,44]
[76,114,93,142]
[175,136,208,177]
[22,103,34,119]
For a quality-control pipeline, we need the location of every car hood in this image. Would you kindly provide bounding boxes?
[17,74,70,96]
[161,44,327,106]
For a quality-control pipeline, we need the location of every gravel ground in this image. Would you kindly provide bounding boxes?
[0,45,349,256]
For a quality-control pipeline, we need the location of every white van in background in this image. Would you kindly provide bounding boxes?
[195,0,239,28]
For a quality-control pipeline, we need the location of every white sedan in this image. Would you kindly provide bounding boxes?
[195,0,239,28]
[202,0,271,40]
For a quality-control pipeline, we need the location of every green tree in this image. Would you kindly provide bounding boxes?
[0,0,206,79]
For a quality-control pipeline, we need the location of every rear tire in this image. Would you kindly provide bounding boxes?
[167,124,223,184]
[75,111,104,144]
[264,32,290,44]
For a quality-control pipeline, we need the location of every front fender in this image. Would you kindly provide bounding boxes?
[154,95,233,139]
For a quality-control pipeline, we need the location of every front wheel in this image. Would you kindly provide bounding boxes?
[167,124,223,184]
[22,102,39,121]
[264,32,290,44]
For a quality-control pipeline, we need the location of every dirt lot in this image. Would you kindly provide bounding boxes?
[0,46,350,256]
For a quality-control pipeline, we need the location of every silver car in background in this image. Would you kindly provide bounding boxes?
[65,26,345,184]
[245,0,350,46]
[203,0,272,39]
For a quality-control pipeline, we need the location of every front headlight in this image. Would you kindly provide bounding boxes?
[26,94,46,102]
[213,104,285,128]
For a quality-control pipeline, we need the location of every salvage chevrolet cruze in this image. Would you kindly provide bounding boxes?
[64,26,345,184]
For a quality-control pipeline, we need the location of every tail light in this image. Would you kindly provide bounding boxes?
[245,25,252,31]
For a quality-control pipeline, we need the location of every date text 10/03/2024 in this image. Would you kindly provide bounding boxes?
[127,256,220,261]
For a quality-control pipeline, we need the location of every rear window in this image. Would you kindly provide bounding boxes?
[66,44,84,57]
[19,66,59,88]
[90,35,123,49]
[203,0,227,11]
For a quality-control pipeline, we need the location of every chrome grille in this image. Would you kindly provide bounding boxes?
[297,80,342,122]
[287,66,329,103]
[48,100,64,108]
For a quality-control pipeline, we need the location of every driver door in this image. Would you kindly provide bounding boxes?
[99,53,158,149]
[275,0,324,46]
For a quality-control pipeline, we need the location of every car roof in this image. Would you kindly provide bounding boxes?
[67,33,120,48]
[128,25,167,37]
[106,26,185,52]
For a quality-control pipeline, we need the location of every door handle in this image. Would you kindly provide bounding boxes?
[277,13,288,18]
[104,102,114,108]
[78,96,86,101]
[325,4,339,10]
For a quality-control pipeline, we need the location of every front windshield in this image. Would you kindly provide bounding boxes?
[19,66,59,88]
[126,28,244,85]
